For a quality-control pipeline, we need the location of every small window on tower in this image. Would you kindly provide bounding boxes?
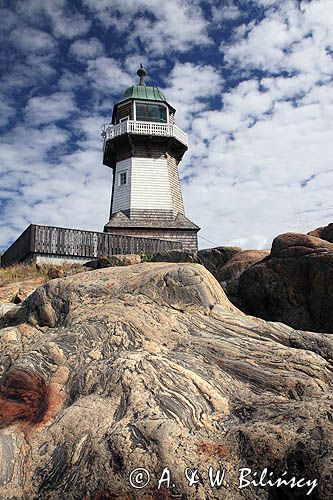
[119,171,127,186]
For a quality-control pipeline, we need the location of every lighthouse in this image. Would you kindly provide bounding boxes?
[2,65,201,266]
[102,65,200,251]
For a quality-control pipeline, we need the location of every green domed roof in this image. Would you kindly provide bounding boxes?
[112,65,174,123]
[120,85,166,102]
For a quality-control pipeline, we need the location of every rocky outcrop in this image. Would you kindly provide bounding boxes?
[198,247,242,278]
[151,247,268,309]
[84,254,142,269]
[150,248,199,263]
[0,302,18,319]
[0,277,45,303]
[151,247,242,272]
[218,250,269,307]
[308,223,333,243]
[47,267,64,280]
[0,263,332,499]
[239,232,333,333]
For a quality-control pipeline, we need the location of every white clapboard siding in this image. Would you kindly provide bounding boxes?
[130,157,173,210]
[112,158,132,212]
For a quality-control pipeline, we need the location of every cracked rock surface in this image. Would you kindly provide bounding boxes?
[0,263,332,499]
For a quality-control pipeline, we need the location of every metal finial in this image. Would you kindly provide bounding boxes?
[137,63,147,86]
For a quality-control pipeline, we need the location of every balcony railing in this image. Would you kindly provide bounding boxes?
[102,120,188,147]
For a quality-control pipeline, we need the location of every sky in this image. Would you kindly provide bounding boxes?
[0,0,332,251]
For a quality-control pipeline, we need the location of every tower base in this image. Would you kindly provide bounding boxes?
[104,211,200,251]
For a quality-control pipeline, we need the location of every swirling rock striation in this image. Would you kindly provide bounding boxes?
[0,262,332,499]
[151,247,268,309]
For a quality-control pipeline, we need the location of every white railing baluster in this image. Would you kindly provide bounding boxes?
[102,120,188,147]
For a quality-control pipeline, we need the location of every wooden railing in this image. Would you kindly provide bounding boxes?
[1,225,182,267]
[102,120,188,147]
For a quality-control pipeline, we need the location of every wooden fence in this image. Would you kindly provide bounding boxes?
[1,224,182,267]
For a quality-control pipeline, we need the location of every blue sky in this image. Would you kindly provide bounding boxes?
[0,0,332,251]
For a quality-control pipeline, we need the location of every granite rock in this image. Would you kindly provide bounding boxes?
[0,278,45,304]
[151,247,268,311]
[0,263,332,499]
[0,303,18,320]
[308,223,333,243]
[85,254,141,269]
[47,268,64,280]
[218,249,269,308]
[150,248,199,263]
[239,233,333,333]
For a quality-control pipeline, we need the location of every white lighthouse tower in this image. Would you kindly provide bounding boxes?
[102,65,199,250]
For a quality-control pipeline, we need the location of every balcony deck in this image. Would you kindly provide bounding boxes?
[102,120,188,147]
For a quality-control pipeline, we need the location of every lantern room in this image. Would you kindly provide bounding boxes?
[102,64,188,168]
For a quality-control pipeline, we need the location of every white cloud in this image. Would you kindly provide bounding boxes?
[0,124,69,170]
[24,92,76,125]
[57,70,86,92]
[0,102,16,128]
[0,117,111,247]
[224,0,333,80]
[69,38,104,60]
[181,73,333,248]
[83,0,211,55]
[73,114,107,150]
[133,2,211,54]
[163,62,224,129]
[14,0,91,40]
[212,3,242,23]
[0,56,57,100]
[10,27,57,54]
[86,57,133,96]
[0,8,20,35]
[175,0,332,248]
[50,12,91,39]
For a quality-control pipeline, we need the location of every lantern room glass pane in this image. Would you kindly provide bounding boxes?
[135,103,167,123]
[159,106,167,122]
[136,103,146,121]
[148,105,159,121]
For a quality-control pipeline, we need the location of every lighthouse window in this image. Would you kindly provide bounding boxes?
[119,171,127,185]
[136,103,167,123]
